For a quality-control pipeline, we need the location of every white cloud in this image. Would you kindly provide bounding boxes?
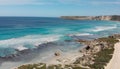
[0,0,119,5]
[58,0,82,4]
[0,0,82,5]
[0,0,50,5]
[58,0,80,2]
[91,1,120,5]
[58,0,120,5]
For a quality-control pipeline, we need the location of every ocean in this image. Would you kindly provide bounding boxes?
[0,17,120,57]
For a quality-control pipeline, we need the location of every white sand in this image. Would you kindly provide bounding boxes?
[6,50,82,69]
[105,40,120,69]
[46,51,83,65]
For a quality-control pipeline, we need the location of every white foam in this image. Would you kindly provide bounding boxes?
[67,33,92,36]
[0,34,62,51]
[15,45,28,51]
[91,25,117,32]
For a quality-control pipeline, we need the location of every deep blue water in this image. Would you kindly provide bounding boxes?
[0,17,120,57]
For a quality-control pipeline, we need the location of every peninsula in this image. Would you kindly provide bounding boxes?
[61,15,120,21]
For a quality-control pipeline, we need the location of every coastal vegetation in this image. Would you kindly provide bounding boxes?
[89,36,119,69]
[17,63,46,69]
[16,64,87,69]
[75,35,119,69]
[89,46,114,69]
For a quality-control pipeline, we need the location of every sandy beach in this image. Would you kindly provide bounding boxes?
[0,49,83,69]
[105,39,120,69]
[46,51,83,65]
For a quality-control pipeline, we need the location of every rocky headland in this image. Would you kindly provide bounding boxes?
[61,15,120,21]
[14,34,120,69]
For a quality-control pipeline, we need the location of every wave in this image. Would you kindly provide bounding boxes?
[67,33,93,36]
[0,34,62,51]
[15,45,28,51]
[91,25,117,32]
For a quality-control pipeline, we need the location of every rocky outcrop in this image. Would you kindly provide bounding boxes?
[61,15,120,21]
[73,34,120,68]
[54,51,61,56]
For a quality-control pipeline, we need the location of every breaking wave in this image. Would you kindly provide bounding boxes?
[0,34,62,51]
[67,33,93,36]
[91,25,117,32]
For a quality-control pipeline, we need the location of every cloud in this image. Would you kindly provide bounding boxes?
[58,0,80,3]
[91,1,120,5]
[58,0,83,5]
[0,0,50,5]
[0,0,83,5]
[0,0,120,6]
[58,0,120,5]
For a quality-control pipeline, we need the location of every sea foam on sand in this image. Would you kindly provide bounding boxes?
[0,47,83,69]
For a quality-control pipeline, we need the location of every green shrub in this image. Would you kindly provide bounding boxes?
[89,46,114,69]
[89,37,118,69]
[18,63,46,69]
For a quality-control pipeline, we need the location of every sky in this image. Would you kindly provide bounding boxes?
[0,0,120,17]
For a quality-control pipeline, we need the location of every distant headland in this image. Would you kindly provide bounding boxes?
[61,15,120,21]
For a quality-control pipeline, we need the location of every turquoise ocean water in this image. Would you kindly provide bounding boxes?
[0,17,120,57]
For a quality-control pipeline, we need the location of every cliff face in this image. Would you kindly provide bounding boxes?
[61,15,120,21]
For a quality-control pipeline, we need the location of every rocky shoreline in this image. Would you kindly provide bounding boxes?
[61,15,120,21]
[14,34,120,69]
[73,34,120,69]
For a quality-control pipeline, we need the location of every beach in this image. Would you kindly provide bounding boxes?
[105,39,120,69]
[0,0,119,68]
[0,44,83,69]
[12,34,120,69]
[0,17,120,69]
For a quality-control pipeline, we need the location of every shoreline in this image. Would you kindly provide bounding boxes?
[13,34,120,69]
[0,41,84,69]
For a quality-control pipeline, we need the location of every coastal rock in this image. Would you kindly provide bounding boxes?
[54,51,61,56]
[112,34,120,39]
[75,35,119,67]
[92,45,102,53]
